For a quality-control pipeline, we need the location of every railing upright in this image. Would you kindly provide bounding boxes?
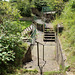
[35,41,46,75]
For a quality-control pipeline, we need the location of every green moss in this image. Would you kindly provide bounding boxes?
[44,71,61,75]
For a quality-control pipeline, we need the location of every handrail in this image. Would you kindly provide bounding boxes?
[35,40,46,75]
[56,35,64,68]
[56,26,65,70]
[35,41,44,46]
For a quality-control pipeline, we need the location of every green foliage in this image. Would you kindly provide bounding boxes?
[16,0,31,17]
[0,1,21,21]
[64,66,70,71]
[0,20,28,74]
[8,68,38,75]
[23,69,38,74]
[44,71,61,75]
[72,1,75,8]
[12,21,32,30]
[53,0,75,73]
[0,20,22,35]
[34,0,47,11]
[33,0,64,12]
[0,1,31,75]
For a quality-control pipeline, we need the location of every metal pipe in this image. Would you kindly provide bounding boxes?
[43,45,44,61]
[37,42,39,66]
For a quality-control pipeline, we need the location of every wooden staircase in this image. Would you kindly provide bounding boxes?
[43,28,56,42]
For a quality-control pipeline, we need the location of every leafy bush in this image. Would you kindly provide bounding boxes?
[72,1,75,8]
[0,1,21,22]
[21,4,31,17]
[34,0,47,11]
[0,20,27,74]
[17,1,31,17]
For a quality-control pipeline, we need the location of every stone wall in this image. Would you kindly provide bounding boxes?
[22,44,33,64]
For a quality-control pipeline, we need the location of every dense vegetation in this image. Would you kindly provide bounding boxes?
[53,0,75,74]
[0,0,70,75]
[0,1,31,75]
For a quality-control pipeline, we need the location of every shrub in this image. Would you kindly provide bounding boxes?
[17,1,31,17]
[72,1,75,8]
[34,0,47,11]
[0,20,27,74]
[0,1,21,21]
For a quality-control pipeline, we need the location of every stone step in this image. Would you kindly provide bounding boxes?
[44,37,55,39]
[44,32,55,34]
[45,27,54,29]
[45,29,54,31]
[44,31,55,33]
[44,34,55,36]
[44,36,55,37]
[44,27,55,42]
[43,38,55,42]
[44,36,55,39]
[44,33,55,36]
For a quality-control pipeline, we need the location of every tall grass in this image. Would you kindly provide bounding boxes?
[53,0,75,73]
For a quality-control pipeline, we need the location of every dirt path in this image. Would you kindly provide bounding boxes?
[23,23,59,75]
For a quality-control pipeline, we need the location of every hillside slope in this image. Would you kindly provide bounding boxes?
[53,0,75,74]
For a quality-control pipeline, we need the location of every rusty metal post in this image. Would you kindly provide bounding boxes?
[37,42,39,66]
[43,45,44,61]
[43,24,44,32]
[40,67,43,75]
[56,25,59,62]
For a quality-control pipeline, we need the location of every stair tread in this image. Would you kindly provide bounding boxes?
[45,29,54,30]
[44,38,55,40]
[44,36,55,37]
[45,27,53,29]
[44,27,55,42]
[44,33,55,34]
[44,34,55,35]
[44,30,54,31]
[44,31,55,32]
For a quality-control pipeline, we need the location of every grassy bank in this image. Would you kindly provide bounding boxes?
[53,0,75,74]
[12,21,32,30]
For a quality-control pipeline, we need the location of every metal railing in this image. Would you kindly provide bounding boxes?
[35,41,46,75]
[56,27,65,70]
[56,35,65,69]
